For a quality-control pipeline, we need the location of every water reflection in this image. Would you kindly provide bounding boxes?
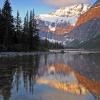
[37,64,100,96]
[37,64,89,95]
[0,53,100,100]
[0,55,39,100]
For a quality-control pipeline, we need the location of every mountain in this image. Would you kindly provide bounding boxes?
[36,4,90,36]
[76,1,100,27]
[81,33,100,49]
[64,0,100,48]
[37,4,90,23]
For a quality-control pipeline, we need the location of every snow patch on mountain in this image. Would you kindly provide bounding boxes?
[36,4,91,25]
[36,4,91,45]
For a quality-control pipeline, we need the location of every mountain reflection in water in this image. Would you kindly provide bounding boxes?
[0,53,100,100]
[37,64,100,95]
[37,64,89,95]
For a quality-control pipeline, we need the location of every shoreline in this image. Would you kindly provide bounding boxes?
[0,50,100,58]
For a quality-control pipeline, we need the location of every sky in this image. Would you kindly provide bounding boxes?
[0,0,97,18]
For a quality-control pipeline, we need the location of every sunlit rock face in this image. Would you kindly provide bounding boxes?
[36,64,100,95]
[64,1,100,47]
[66,18,100,41]
[76,4,100,27]
[36,4,90,36]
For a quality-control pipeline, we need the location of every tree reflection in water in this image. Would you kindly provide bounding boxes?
[0,53,99,100]
[0,54,39,100]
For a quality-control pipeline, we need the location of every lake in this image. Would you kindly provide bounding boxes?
[0,52,100,100]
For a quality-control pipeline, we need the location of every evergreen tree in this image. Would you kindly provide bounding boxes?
[0,0,45,51]
[44,39,48,49]
[29,10,34,49]
[23,16,27,33]
[2,0,15,49]
[26,11,29,33]
[32,9,40,50]
[22,11,29,49]
[15,11,22,33]
[0,8,3,45]
[15,10,22,44]
[0,8,1,19]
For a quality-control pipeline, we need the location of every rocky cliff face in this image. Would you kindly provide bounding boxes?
[68,18,100,41]
[76,3,100,27]
[36,4,90,36]
[64,1,100,48]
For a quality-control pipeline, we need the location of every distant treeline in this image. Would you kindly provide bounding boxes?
[0,0,63,51]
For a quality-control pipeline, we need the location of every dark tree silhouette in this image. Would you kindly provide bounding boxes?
[14,11,22,44]
[2,0,15,50]
[0,0,52,51]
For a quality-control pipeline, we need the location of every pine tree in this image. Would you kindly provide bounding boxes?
[2,0,15,49]
[29,10,34,49]
[44,39,48,49]
[0,8,1,18]
[0,9,1,22]
[23,16,27,33]
[23,11,29,35]
[28,9,40,50]
[15,11,22,44]
[32,9,40,50]
[0,8,3,44]
[16,11,22,34]
[32,9,38,36]
[22,11,29,49]
[26,11,29,33]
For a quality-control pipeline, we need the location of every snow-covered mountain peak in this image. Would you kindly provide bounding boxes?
[36,3,91,39]
[36,4,91,24]
[49,4,90,17]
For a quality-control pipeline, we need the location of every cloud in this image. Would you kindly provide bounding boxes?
[43,0,92,7]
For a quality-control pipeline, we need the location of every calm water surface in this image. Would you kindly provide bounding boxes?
[0,52,100,100]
